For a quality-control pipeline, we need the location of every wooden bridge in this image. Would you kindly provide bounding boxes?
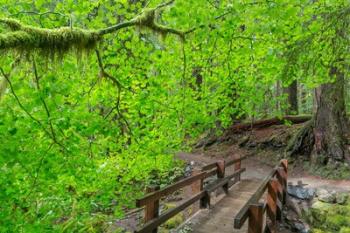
[134,156,288,233]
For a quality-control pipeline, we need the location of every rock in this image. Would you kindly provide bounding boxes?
[287,184,315,200]
[184,162,194,178]
[316,188,336,203]
[238,135,250,147]
[336,192,349,205]
[310,201,331,215]
[293,222,311,233]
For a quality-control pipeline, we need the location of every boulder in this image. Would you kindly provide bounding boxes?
[336,192,349,205]
[287,184,315,200]
[316,188,336,203]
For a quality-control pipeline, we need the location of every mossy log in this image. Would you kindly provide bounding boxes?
[225,115,311,133]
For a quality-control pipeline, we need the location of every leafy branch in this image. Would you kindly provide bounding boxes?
[0,66,66,151]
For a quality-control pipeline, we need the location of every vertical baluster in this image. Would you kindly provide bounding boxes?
[267,179,278,233]
[144,185,160,233]
[248,203,265,233]
[235,156,242,181]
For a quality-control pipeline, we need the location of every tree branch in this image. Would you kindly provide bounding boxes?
[95,50,134,136]
[0,67,66,151]
[0,56,21,101]
[32,57,59,143]
[0,1,188,52]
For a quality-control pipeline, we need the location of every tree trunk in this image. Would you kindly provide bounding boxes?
[284,80,298,115]
[287,67,349,164]
[312,67,349,163]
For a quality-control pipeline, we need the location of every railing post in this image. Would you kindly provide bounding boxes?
[234,155,241,181]
[144,185,160,233]
[191,169,205,211]
[267,179,278,233]
[248,203,265,233]
[217,160,226,178]
[277,160,288,205]
[217,160,228,193]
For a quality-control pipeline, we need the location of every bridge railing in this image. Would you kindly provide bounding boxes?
[134,155,247,233]
[234,159,288,233]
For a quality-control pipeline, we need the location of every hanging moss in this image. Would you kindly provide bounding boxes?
[0,19,101,59]
[0,18,23,31]
[0,6,185,58]
[133,9,184,39]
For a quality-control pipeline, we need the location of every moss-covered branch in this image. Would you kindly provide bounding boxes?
[0,1,188,55]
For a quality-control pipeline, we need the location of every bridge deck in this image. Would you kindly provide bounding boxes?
[185,178,263,233]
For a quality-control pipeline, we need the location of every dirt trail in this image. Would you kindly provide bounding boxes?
[177,146,350,193]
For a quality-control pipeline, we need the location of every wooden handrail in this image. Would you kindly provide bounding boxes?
[136,191,206,233]
[234,159,288,233]
[226,155,247,167]
[206,168,246,193]
[134,155,246,233]
[136,171,207,207]
[201,155,247,171]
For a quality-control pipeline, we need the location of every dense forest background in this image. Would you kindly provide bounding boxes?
[0,0,349,232]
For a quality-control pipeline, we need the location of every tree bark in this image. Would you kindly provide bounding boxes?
[288,67,349,164]
[312,67,349,163]
[284,80,298,115]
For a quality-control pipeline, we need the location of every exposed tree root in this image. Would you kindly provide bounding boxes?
[196,115,311,149]
[285,120,314,157]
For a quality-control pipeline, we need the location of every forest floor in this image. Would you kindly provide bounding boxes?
[178,122,350,192]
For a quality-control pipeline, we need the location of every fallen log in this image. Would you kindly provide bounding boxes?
[195,115,312,148]
[226,115,311,133]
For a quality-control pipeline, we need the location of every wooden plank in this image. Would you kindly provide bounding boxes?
[234,168,277,229]
[135,191,206,233]
[248,203,265,233]
[226,155,247,167]
[266,180,278,233]
[190,179,262,233]
[216,160,226,178]
[144,186,160,233]
[201,155,247,171]
[136,172,207,207]
[206,168,246,193]
[203,168,217,179]
[191,169,204,212]
[280,159,288,173]
[202,162,217,171]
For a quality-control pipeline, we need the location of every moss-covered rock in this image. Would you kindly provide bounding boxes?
[158,203,185,232]
[307,197,350,233]
[163,214,184,229]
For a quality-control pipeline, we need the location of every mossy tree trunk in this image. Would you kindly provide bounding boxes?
[312,67,349,164]
[284,80,298,115]
[287,67,349,164]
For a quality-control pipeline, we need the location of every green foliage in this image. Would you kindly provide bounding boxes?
[308,200,350,233]
[0,0,349,232]
[304,161,350,179]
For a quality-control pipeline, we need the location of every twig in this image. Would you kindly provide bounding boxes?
[0,67,66,151]
[95,50,134,137]
[32,57,58,143]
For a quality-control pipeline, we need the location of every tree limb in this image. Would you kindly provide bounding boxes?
[0,1,187,52]
[0,67,66,151]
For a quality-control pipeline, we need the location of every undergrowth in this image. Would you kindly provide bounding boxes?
[304,161,350,179]
[307,200,350,233]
